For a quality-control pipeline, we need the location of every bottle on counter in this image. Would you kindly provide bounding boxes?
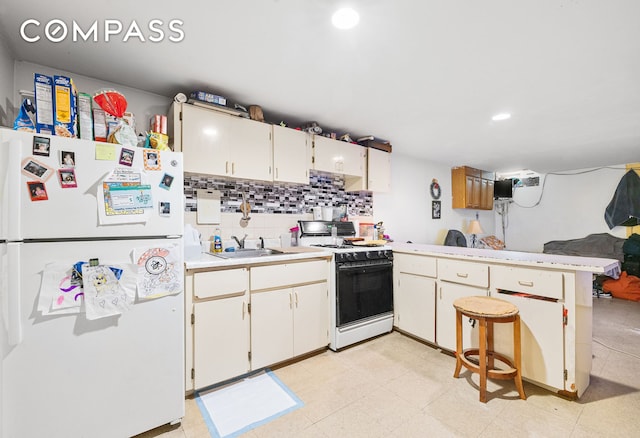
[213,228,223,253]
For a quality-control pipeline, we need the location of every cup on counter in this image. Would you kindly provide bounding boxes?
[322,206,333,221]
[280,233,292,248]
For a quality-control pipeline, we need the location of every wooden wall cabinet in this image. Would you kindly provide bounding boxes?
[451,166,495,210]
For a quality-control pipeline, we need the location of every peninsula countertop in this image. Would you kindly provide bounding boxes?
[390,242,621,277]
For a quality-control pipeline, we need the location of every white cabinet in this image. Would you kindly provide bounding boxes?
[174,103,273,181]
[250,260,329,369]
[436,258,489,351]
[251,282,328,369]
[272,124,311,184]
[193,294,250,389]
[312,135,365,177]
[188,268,250,390]
[490,264,567,392]
[393,253,437,343]
[437,281,486,352]
[366,147,391,192]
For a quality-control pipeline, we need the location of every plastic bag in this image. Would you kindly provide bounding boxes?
[107,119,138,148]
[93,90,127,118]
[13,98,36,132]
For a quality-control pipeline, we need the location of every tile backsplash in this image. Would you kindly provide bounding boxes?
[184,171,373,216]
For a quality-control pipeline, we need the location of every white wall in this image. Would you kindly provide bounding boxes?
[373,153,495,246]
[495,166,629,252]
[12,61,172,134]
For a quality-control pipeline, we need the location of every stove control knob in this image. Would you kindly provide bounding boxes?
[345,253,353,260]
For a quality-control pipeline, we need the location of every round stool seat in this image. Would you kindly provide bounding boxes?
[453,296,519,319]
[452,295,526,403]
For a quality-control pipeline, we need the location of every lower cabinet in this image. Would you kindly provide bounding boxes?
[193,294,249,389]
[188,267,250,391]
[394,272,436,343]
[251,282,328,370]
[436,281,486,352]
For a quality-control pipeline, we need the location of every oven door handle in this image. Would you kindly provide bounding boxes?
[337,261,393,273]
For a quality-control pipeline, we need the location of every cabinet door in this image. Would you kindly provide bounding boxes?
[181,104,229,175]
[226,115,273,181]
[272,125,310,184]
[465,175,481,208]
[250,289,294,369]
[313,135,364,177]
[293,283,329,356]
[480,179,494,210]
[193,295,249,389]
[437,282,485,351]
[395,273,436,343]
[492,293,565,390]
[367,148,391,192]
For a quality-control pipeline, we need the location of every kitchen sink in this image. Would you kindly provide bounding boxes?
[209,248,286,259]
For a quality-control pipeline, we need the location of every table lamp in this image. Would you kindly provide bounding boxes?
[468,213,484,248]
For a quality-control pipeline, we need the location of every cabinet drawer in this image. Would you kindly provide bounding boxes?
[438,259,488,288]
[251,260,328,290]
[394,253,437,278]
[491,265,564,300]
[194,268,248,299]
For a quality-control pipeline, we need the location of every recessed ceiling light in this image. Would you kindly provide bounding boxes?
[492,113,511,121]
[332,7,360,29]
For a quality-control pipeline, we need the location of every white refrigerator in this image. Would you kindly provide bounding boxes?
[0,128,185,438]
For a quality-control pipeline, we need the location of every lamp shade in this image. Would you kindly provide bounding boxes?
[468,220,484,235]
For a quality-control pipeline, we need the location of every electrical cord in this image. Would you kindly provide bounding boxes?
[593,337,640,360]
[512,165,630,209]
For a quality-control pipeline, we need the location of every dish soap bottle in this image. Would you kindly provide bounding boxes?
[213,228,223,253]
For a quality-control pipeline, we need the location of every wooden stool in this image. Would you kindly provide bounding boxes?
[452,296,526,403]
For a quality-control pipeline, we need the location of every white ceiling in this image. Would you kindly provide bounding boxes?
[1,0,639,173]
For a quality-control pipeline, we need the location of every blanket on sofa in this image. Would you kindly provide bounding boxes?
[543,233,626,262]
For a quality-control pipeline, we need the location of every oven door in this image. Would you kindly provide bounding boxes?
[336,260,393,327]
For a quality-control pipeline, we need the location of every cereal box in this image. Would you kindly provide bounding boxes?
[93,107,107,142]
[34,74,54,135]
[77,92,94,140]
[53,75,77,138]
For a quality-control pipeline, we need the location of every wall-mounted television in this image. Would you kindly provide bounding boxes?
[494,178,513,199]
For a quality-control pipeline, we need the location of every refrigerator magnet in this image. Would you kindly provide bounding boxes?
[27,181,48,201]
[58,168,77,188]
[159,173,174,190]
[119,148,135,166]
[143,150,161,171]
[59,150,76,167]
[33,136,51,156]
[159,202,171,216]
[22,157,53,182]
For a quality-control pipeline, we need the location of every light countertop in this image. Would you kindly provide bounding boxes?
[391,242,621,276]
[185,246,332,270]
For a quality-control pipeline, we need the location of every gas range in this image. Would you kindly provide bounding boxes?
[298,221,392,254]
[298,220,394,351]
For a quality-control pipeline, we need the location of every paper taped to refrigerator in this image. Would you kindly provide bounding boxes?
[97,167,153,225]
[38,262,82,316]
[82,264,132,320]
[134,244,183,299]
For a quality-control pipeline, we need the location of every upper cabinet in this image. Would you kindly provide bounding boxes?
[171,103,273,181]
[312,135,365,177]
[366,147,391,193]
[272,124,311,185]
[169,103,391,190]
[451,166,494,210]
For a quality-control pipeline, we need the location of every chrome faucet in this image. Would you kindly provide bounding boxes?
[231,234,248,249]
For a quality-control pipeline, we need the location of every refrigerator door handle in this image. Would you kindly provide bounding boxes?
[7,243,22,345]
